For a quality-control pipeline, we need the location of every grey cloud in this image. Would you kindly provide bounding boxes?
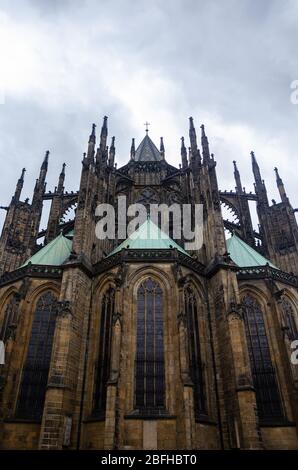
[0,0,297,231]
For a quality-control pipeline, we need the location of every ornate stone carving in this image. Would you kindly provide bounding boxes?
[57,300,72,318]
[227,302,243,321]
[114,263,128,287]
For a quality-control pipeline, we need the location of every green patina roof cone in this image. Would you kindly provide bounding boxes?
[108,218,190,257]
[226,233,277,268]
[21,232,72,267]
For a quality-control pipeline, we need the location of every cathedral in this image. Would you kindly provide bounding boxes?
[0,116,298,450]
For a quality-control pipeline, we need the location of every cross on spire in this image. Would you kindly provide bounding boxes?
[144,121,151,133]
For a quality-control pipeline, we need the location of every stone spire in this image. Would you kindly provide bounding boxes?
[251,151,262,184]
[57,163,66,194]
[109,136,116,167]
[13,167,26,203]
[233,160,243,194]
[274,167,288,203]
[130,138,136,160]
[96,116,108,167]
[32,150,49,206]
[181,136,188,168]
[160,137,165,159]
[86,123,96,163]
[100,116,108,150]
[189,117,201,165]
[200,124,210,164]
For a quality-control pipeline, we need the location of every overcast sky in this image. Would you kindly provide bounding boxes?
[0,0,297,231]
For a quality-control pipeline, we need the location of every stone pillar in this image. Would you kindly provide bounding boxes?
[177,286,195,449]
[38,267,92,449]
[226,302,262,449]
[211,271,262,449]
[104,286,122,450]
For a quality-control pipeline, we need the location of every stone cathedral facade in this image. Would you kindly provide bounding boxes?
[0,116,298,450]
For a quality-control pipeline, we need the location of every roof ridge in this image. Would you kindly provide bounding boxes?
[227,233,277,268]
[108,218,189,257]
[135,134,161,162]
[21,233,72,267]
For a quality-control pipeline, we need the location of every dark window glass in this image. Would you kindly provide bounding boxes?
[16,291,57,420]
[242,295,284,421]
[135,278,165,411]
[184,287,206,416]
[93,287,115,414]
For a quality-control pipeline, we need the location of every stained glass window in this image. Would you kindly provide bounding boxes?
[242,295,284,421]
[16,291,57,420]
[135,278,165,411]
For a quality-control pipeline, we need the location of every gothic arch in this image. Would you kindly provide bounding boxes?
[134,277,165,410]
[15,290,58,419]
[125,268,176,415]
[16,285,60,383]
[0,290,19,342]
[239,284,277,355]
[93,273,117,299]
[220,197,241,224]
[0,286,19,319]
[26,281,60,306]
[128,265,173,293]
[239,284,269,311]
[0,286,18,339]
[182,274,206,304]
[240,289,285,421]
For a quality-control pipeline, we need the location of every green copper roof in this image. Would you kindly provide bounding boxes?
[135,134,162,161]
[226,234,277,268]
[108,218,190,257]
[22,233,72,267]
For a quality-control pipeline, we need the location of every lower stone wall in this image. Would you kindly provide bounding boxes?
[1,422,41,449]
[122,419,178,450]
[261,426,298,450]
[195,422,220,449]
[81,421,105,449]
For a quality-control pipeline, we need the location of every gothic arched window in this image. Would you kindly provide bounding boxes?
[135,278,165,411]
[184,287,206,416]
[242,294,284,421]
[0,294,19,342]
[281,298,298,341]
[93,287,115,414]
[16,291,58,420]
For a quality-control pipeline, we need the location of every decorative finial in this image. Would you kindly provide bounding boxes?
[89,123,96,142]
[130,138,136,159]
[144,121,151,133]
